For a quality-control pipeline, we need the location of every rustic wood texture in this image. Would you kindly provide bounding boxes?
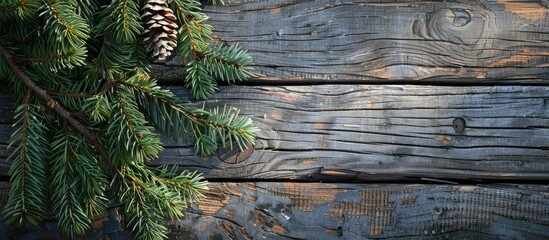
[152,0,549,83]
[1,85,549,180]
[167,182,549,239]
[0,1,548,239]
[153,85,549,181]
[0,183,547,239]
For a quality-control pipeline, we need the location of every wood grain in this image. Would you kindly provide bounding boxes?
[166,182,549,239]
[152,85,549,181]
[0,182,547,239]
[152,0,549,84]
[4,85,548,181]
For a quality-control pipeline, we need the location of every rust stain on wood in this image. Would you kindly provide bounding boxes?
[224,209,237,215]
[497,0,549,21]
[401,195,417,206]
[271,7,281,14]
[301,158,317,165]
[271,224,289,234]
[197,183,255,216]
[253,209,289,234]
[488,54,530,67]
[270,113,283,120]
[314,122,324,130]
[436,135,452,145]
[474,68,487,78]
[369,68,392,79]
[269,183,342,212]
[218,221,237,239]
[364,100,374,108]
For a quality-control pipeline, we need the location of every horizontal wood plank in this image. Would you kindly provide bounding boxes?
[155,85,549,181]
[168,182,549,239]
[152,0,549,84]
[0,182,547,239]
[1,85,549,180]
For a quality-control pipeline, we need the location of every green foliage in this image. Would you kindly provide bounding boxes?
[0,0,256,239]
[201,44,252,83]
[3,99,49,226]
[171,0,252,99]
[50,127,108,238]
[114,163,207,240]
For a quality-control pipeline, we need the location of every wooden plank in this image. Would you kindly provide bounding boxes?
[168,182,549,239]
[154,85,549,181]
[1,85,549,180]
[0,182,547,239]
[152,0,549,84]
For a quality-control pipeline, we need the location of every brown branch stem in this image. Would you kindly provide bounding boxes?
[0,44,109,162]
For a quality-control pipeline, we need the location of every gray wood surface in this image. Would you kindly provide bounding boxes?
[153,85,549,181]
[3,85,549,181]
[1,182,547,239]
[169,182,549,240]
[1,1,548,239]
[152,0,549,84]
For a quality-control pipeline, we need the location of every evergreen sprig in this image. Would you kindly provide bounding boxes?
[3,93,49,227]
[0,0,256,239]
[171,0,253,99]
[200,44,252,83]
[50,126,108,238]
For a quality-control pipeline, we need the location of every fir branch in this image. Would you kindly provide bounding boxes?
[3,90,49,226]
[27,40,87,71]
[92,0,141,79]
[40,0,90,48]
[116,163,207,239]
[0,0,40,20]
[50,124,93,238]
[171,0,212,58]
[108,84,163,165]
[0,44,108,161]
[1,2,254,238]
[200,44,252,83]
[95,0,141,44]
[184,60,217,99]
[121,77,258,156]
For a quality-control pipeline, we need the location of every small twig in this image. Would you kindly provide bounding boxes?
[0,44,109,162]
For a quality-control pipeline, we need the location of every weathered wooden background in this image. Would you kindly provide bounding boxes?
[1,0,549,239]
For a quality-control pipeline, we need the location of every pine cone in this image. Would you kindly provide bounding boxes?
[142,0,178,61]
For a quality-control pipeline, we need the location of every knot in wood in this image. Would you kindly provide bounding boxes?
[433,206,443,215]
[453,117,466,134]
[450,9,471,27]
[218,143,254,164]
